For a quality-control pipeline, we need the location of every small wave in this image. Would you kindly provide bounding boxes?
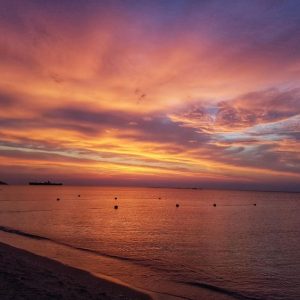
[0,225,194,300]
[179,281,263,300]
[72,245,145,263]
[0,226,50,241]
[0,225,265,300]
[0,209,55,214]
[0,225,143,264]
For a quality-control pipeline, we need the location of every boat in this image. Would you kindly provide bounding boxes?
[29,181,63,186]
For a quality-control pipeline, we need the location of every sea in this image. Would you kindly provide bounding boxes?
[0,186,300,300]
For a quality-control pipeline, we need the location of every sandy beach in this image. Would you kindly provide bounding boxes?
[0,242,151,300]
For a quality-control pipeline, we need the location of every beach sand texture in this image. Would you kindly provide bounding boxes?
[0,242,151,300]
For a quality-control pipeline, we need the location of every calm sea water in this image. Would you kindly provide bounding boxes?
[0,186,300,300]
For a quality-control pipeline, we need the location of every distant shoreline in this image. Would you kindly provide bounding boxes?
[0,242,152,300]
[1,184,299,194]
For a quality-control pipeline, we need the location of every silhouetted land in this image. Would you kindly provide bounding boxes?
[29,181,63,186]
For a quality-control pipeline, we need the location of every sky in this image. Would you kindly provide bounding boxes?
[0,0,300,191]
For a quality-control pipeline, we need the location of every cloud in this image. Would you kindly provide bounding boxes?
[168,87,300,177]
[219,89,300,128]
[0,92,17,106]
[43,106,210,146]
[171,88,300,132]
[0,1,300,189]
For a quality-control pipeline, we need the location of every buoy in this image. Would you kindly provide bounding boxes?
[176,204,179,207]
[158,197,161,200]
[253,203,256,206]
[114,205,118,209]
[114,197,118,200]
[56,198,60,201]
[213,203,216,207]
[78,194,81,197]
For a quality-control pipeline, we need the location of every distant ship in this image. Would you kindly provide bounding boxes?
[0,181,8,185]
[29,181,63,186]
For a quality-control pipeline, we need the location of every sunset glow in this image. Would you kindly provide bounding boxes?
[1,1,300,190]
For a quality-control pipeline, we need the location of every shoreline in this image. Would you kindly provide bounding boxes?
[1,185,300,194]
[0,242,152,300]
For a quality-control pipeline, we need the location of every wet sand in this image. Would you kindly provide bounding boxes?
[0,242,152,300]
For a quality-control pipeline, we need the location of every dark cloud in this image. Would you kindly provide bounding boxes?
[45,107,210,147]
[0,115,100,136]
[217,88,300,129]
[0,148,82,163]
[0,92,17,106]
[173,88,300,132]
[188,139,300,177]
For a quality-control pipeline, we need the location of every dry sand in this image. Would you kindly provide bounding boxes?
[0,242,152,300]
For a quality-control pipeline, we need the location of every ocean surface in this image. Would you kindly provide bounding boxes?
[0,186,300,300]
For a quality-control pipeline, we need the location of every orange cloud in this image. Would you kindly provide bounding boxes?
[0,1,300,190]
